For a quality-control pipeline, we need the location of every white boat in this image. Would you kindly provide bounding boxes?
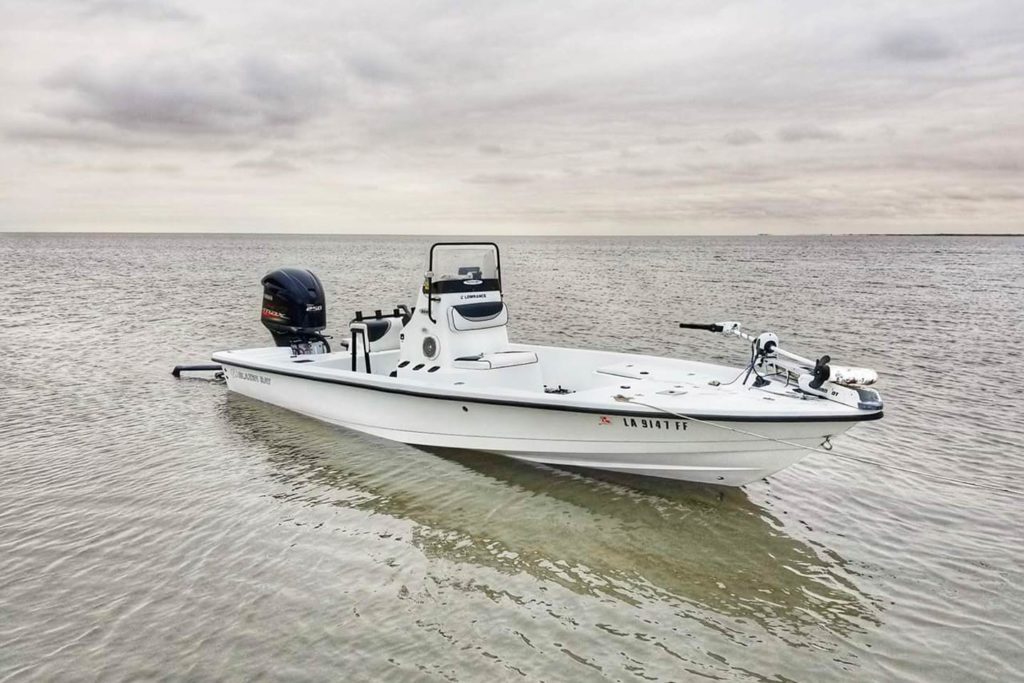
[206,242,883,486]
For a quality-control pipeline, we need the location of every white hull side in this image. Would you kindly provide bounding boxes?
[220,363,851,487]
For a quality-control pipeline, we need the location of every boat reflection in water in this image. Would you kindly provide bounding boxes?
[221,394,881,647]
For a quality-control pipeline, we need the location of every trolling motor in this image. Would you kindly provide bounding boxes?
[679,322,882,411]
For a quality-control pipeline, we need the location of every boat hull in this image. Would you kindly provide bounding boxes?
[218,360,854,487]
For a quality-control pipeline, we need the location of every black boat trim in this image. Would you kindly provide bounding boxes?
[214,357,883,423]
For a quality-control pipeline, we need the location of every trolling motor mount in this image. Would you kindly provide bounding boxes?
[810,355,831,390]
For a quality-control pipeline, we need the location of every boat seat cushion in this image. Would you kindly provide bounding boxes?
[363,319,392,343]
[448,301,508,331]
[350,318,401,351]
[453,351,538,370]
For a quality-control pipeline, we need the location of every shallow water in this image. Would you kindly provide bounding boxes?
[1,233,1022,681]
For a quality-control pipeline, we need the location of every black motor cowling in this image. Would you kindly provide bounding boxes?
[261,268,330,353]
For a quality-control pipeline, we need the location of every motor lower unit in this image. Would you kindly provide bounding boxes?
[260,267,330,355]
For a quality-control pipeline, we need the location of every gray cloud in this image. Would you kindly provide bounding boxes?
[41,55,330,140]
[777,124,844,143]
[5,123,134,146]
[78,162,182,174]
[465,172,537,185]
[616,166,672,178]
[722,129,763,146]
[1,0,1022,234]
[233,156,300,174]
[82,0,199,23]
[877,28,957,62]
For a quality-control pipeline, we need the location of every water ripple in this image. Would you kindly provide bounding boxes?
[1,234,1022,681]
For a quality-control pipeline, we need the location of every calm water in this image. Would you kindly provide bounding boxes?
[1,233,1022,681]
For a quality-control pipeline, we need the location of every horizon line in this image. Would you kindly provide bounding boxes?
[1,230,1022,238]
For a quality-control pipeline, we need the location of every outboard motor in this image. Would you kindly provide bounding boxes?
[260,268,330,355]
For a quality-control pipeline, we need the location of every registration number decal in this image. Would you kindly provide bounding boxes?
[622,417,687,431]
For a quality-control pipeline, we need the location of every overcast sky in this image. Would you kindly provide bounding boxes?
[2,0,1022,234]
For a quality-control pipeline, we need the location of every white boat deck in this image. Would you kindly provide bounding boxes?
[214,343,866,422]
